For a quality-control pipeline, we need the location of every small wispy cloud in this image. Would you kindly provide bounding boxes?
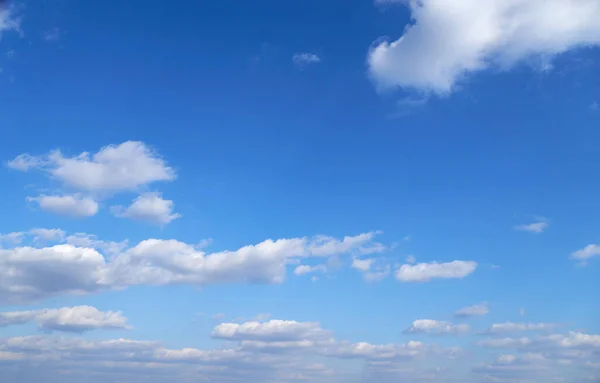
[43,27,60,42]
[513,217,548,233]
[292,52,321,67]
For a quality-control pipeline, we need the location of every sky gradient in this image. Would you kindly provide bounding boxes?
[1,1,600,382]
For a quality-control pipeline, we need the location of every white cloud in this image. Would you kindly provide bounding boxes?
[405,255,416,264]
[111,192,181,226]
[404,319,470,335]
[514,219,549,233]
[212,320,331,343]
[293,264,327,276]
[292,53,321,66]
[454,302,489,318]
[367,0,600,95]
[483,322,557,334]
[364,265,391,282]
[571,244,600,263]
[0,231,24,245]
[395,260,477,282]
[8,141,175,193]
[351,257,374,272]
[0,305,131,332]
[0,5,20,39]
[28,228,66,242]
[0,230,386,304]
[27,194,99,217]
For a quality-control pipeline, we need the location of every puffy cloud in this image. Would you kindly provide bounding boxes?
[0,244,109,304]
[367,0,600,95]
[404,319,470,335]
[27,195,99,217]
[395,260,477,282]
[0,230,386,305]
[8,141,175,193]
[0,306,131,332]
[483,322,557,334]
[212,320,331,343]
[571,244,600,263]
[111,192,181,226]
[454,302,489,318]
[292,53,321,66]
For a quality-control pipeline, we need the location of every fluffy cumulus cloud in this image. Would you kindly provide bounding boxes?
[404,319,470,335]
[27,194,99,217]
[7,141,175,193]
[111,192,181,226]
[0,229,386,305]
[368,0,600,94]
[0,305,131,332]
[395,260,477,282]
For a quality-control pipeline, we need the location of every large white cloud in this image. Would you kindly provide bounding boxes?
[111,192,181,226]
[0,230,385,305]
[0,306,131,332]
[7,141,175,193]
[395,260,477,282]
[368,0,600,94]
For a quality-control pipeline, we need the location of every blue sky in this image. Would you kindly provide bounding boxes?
[1,0,600,382]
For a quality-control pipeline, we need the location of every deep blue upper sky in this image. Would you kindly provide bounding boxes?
[0,1,599,382]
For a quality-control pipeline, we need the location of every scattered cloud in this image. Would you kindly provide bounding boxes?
[404,319,470,335]
[571,244,600,264]
[0,3,21,39]
[367,0,600,95]
[293,264,327,276]
[292,52,321,67]
[351,257,374,272]
[28,228,66,242]
[43,27,60,41]
[405,255,416,264]
[363,265,391,282]
[482,322,557,335]
[395,260,477,282]
[514,218,549,233]
[111,192,181,226]
[27,194,99,217]
[0,305,131,332]
[454,302,489,318]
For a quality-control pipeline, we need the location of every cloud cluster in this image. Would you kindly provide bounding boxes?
[0,316,460,383]
[368,0,600,94]
[7,141,180,224]
[0,229,387,305]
